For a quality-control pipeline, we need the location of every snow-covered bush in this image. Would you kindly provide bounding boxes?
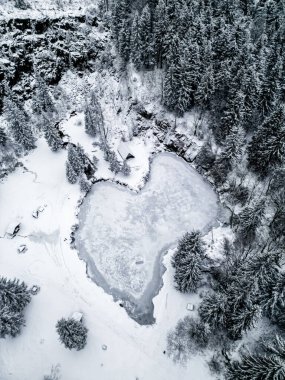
[56,318,88,351]
[167,316,210,363]
[121,160,131,176]
[79,176,91,193]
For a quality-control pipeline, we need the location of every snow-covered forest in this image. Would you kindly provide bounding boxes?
[0,0,285,379]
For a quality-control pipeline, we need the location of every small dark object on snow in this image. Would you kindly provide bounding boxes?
[30,285,40,295]
[17,245,27,254]
[102,344,107,350]
[6,222,21,238]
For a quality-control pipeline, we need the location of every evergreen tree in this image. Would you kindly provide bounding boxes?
[0,306,25,338]
[0,277,31,313]
[4,88,36,151]
[172,231,205,293]
[247,105,285,177]
[0,127,7,146]
[118,18,131,64]
[105,148,121,174]
[227,351,285,380]
[66,161,77,184]
[130,11,141,69]
[153,0,167,67]
[33,73,55,115]
[0,277,31,339]
[66,144,87,184]
[56,318,88,351]
[199,292,227,330]
[138,5,155,69]
[121,160,131,176]
[84,92,104,138]
[236,201,265,246]
[79,176,91,193]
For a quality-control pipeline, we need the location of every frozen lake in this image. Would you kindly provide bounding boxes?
[75,153,220,324]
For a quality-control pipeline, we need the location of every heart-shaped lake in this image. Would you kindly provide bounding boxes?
[75,153,220,324]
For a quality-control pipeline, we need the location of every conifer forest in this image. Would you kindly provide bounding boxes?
[0,0,285,379]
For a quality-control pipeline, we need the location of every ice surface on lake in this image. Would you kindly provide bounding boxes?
[76,153,219,323]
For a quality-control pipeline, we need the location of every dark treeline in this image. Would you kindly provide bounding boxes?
[110,1,285,378]
[111,0,285,175]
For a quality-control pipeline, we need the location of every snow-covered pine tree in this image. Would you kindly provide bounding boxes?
[269,192,285,242]
[105,148,121,174]
[227,351,285,380]
[118,18,131,65]
[121,160,131,176]
[44,126,62,152]
[56,318,88,351]
[236,200,265,246]
[259,271,285,325]
[198,292,227,330]
[14,0,29,10]
[85,92,104,137]
[4,88,36,151]
[227,299,260,340]
[153,0,166,68]
[0,127,7,146]
[247,105,285,177]
[137,5,155,69]
[0,306,25,338]
[130,11,141,69]
[215,89,245,142]
[66,161,77,184]
[172,231,205,293]
[33,73,55,116]
[0,277,31,313]
[66,144,87,184]
[79,176,91,193]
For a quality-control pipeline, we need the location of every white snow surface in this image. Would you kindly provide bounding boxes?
[75,153,219,321]
[0,135,217,379]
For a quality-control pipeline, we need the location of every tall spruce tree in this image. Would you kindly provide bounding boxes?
[85,92,104,137]
[247,105,285,177]
[4,88,36,151]
[172,231,205,293]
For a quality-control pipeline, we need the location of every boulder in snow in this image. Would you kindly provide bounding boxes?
[71,311,83,323]
[17,244,27,254]
[6,221,21,238]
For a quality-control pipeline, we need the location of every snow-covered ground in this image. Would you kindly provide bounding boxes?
[76,153,219,324]
[0,0,96,19]
[0,135,218,380]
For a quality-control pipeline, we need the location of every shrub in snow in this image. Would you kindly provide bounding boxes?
[0,277,31,338]
[14,0,29,10]
[79,176,91,193]
[121,160,131,176]
[172,231,205,293]
[43,364,61,380]
[0,128,7,146]
[105,149,121,174]
[56,318,88,351]
[167,316,210,363]
[195,143,215,171]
